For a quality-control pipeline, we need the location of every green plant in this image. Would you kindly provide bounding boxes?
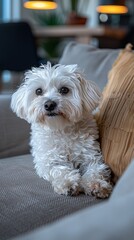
[34,11,64,26]
[34,11,64,59]
[59,0,90,16]
[71,0,78,12]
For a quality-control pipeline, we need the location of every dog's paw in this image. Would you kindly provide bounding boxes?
[52,168,81,196]
[67,186,81,196]
[53,183,80,196]
[90,181,113,199]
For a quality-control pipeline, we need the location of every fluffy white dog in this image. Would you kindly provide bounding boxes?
[11,62,112,198]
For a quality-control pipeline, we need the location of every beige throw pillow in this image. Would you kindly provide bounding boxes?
[97,44,134,177]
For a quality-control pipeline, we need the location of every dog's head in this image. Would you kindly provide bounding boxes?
[11,63,101,129]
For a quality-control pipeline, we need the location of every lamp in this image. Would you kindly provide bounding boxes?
[96,0,128,14]
[24,0,58,10]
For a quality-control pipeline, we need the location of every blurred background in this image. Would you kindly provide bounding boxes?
[0,0,134,92]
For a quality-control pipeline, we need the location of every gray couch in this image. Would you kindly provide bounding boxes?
[0,42,134,240]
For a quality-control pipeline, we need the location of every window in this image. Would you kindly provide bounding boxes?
[0,1,3,21]
[0,0,21,22]
[3,0,11,21]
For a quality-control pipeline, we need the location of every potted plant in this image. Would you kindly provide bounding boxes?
[60,0,90,25]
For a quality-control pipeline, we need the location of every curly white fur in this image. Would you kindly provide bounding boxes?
[11,62,112,198]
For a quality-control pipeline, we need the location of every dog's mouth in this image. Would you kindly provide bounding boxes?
[46,112,59,117]
[46,112,66,118]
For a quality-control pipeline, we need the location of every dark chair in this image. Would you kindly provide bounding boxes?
[0,21,39,72]
[120,25,134,48]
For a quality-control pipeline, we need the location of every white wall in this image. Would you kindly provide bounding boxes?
[11,0,21,20]
[86,0,99,27]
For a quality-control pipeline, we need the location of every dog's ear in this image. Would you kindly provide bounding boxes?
[11,84,27,120]
[64,64,78,73]
[78,74,101,112]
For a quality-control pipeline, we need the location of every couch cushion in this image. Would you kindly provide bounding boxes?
[59,42,120,90]
[0,94,30,159]
[97,44,134,177]
[0,154,101,240]
[11,159,134,240]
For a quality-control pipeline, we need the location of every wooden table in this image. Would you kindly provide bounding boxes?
[33,25,127,44]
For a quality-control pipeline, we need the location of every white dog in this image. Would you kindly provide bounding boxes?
[11,62,112,198]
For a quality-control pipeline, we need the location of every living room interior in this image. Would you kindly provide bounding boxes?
[0,0,134,93]
[0,1,134,240]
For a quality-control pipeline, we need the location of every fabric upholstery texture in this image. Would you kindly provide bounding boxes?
[97,44,134,177]
[0,154,101,240]
[0,95,30,159]
[59,41,119,90]
[12,159,134,240]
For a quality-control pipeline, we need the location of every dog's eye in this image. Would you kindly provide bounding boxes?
[36,88,43,96]
[59,87,69,95]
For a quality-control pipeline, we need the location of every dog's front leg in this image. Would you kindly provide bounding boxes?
[50,165,80,196]
[80,161,113,198]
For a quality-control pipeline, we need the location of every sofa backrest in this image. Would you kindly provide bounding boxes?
[59,42,120,91]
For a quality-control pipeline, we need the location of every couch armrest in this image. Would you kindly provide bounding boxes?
[0,94,30,158]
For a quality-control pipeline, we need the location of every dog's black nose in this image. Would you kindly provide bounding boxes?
[44,100,57,111]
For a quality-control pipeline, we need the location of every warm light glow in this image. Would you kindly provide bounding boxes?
[96,5,128,14]
[24,1,57,10]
